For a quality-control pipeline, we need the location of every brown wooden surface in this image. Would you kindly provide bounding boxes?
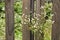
[5,0,14,40]
[35,0,41,40]
[34,0,45,40]
[52,0,60,40]
[22,0,30,40]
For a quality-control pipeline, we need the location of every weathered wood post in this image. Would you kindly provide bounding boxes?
[22,0,30,40]
[52,0,60,40]
[5,0,14,40]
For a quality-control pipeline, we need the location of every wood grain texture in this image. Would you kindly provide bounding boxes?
[52,0,60,40]
[35,0,41,40]
[34,0,45,40]
[22,0,30,40]
[5,0,14,40]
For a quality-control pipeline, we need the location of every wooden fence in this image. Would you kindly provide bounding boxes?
[5,0,60,40]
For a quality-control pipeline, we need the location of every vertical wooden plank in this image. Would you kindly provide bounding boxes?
[35,0,41,40]
[22,0,30,40]
[5,0,14,40]
[34,0,45,40]
[52,0,60,40]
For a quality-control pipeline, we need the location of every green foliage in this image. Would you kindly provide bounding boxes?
[0,2,5,40]
[44,2,52,40]
[0,1,52,40]
[14,1,22,40]
[0,1,22,40]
